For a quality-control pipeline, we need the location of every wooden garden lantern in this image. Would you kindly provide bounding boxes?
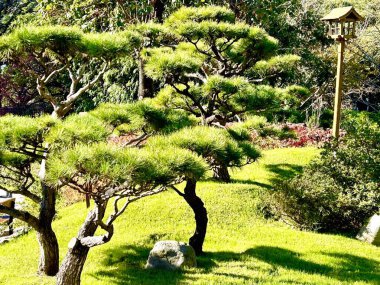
[322,7,364,138]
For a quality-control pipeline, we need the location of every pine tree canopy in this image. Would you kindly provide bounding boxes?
[0,26,141,58]
[47,142,207,191]
[141,6,309,125]
[146,126,261,168]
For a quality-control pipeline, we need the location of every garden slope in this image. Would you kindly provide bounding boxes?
[0,147,379,285]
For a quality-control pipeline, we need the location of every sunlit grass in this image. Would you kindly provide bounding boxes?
[1,147,379,285]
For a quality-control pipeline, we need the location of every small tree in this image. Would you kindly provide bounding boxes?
[143,6,307,126]
[0,115,60,275]
[0,111,119,275]
[0,26,140,118]
[147,126,260,254]
[46,143,206,285]
[0,100,196,275]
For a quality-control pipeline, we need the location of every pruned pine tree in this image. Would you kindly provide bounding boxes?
[0,115,59,276]
[90,101,197,146]
[0,112,119,276]
[0,26,140,118]
[47,143,206,285]
[146,126,260,254]
[0,102,195,276]
[142,6,308,126]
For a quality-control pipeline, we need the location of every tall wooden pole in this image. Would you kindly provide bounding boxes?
[332,37,345,138]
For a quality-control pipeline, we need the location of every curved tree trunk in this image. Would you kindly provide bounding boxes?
[213,164,231,182]
[56,240,92,285]
[37,226,59,276]
[183,179,208,255]
[56,203,106,285]
[37,181,59,276]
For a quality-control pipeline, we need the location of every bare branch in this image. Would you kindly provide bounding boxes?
[184,72,207,83]
[43,65,68,84]
[63,61,109,106]
[122,133,150,147]
[36,78,58,107]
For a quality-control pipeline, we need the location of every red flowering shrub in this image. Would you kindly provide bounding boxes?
[252,123,339,149]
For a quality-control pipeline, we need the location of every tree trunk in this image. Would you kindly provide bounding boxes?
[56,240,91,285]
[138,57,154,100]
[183,179,208,255]
[37,226,59,276]
[153,0,165,23]
[37,181,59,276]
[213,164,231,182]
[56,203,106,285]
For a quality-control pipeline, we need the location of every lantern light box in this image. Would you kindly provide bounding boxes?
[322,6,364,39]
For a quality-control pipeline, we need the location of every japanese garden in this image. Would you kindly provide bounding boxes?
[0,1,379,285]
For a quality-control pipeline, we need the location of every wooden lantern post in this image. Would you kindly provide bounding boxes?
[333,36,345,138]
[322,7,364,138]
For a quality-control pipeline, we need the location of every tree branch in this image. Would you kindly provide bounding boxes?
[170,185,185,197]
[36,78,58,107]
[0,205,40,230]
[43,65,68,84]
[63,61,109,106]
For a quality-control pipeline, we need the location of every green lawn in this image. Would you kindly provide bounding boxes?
[0,147,379,285]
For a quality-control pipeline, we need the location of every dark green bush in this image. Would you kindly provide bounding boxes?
[269,113,380,233]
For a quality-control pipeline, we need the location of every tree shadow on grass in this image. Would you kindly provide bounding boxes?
[92,244,188,285]
[321,252,380,283]
[230,179,273,190]
[230,163,303,189]
[244,246,380,284]
[265,163,303,184]
[93,244,262,284]
[93,244,379,284]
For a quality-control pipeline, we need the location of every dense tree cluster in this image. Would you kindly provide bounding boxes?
[0,2,378,285]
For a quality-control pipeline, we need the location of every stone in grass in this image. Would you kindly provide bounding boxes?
[146,241,197,270]
[356,214,380,246]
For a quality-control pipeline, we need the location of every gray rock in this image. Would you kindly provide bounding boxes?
[0,227,30,244]
[356,214,380,246]
[146,240,197,270]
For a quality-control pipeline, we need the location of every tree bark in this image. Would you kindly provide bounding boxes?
[213,164,231,182]
[38,182,59,276]
[56,203,106,285]
[37,226,59,276]
[153,0,165,23]
[182,179,208,255]
[138,57,154,100]
[229,0,240,19]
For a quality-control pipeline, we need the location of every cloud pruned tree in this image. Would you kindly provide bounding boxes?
[0,26,141,118]
[147,126,260,254]
[0,100,197,276]
[143,6,308,127]
[46,142,206,285]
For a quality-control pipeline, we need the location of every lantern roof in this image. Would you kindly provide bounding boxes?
[321,6,364,22]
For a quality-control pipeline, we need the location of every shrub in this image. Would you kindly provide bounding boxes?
[269,113,380,233]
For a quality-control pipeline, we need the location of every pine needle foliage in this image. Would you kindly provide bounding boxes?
[146,126,260,169]
[0,26,141,118]
[0,114,55,148]
[0,26,140,59]
[47,143,207,188]
[46,114,111,149]
[165,6,235,26]
[143,6,307,125]
[122,100,197,134]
